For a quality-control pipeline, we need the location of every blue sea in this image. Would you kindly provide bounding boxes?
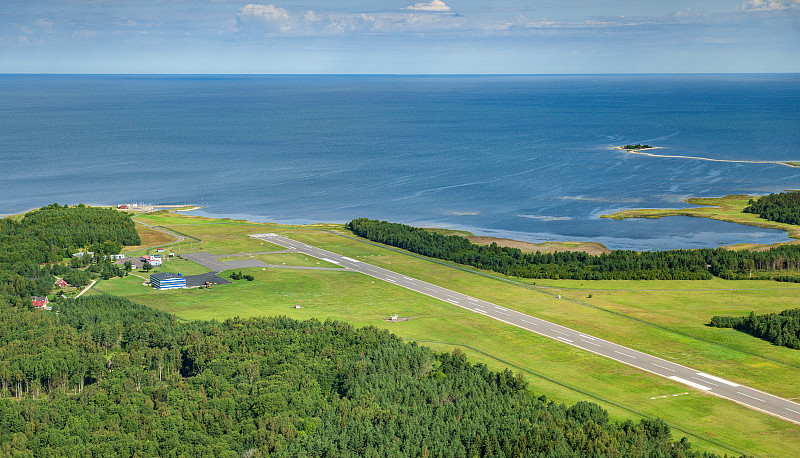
[2,74,799,251]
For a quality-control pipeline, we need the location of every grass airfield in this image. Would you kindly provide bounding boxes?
[91,210,800,457]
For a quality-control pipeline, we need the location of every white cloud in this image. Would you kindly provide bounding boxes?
[304,10,322,23]
[237,4,292,33]
[230,4,463,37]
[240,4,290,22]
[34,19,54,30]
[740,0,800,10]
[406,0,451,12]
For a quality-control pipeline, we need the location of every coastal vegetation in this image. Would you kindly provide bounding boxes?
[0,204,139,306]
[346,218,800,281]
[0,204,729,456]
[85,210,800,456]
[710,308,800,350]
[742,191,800,226]
[0,296,711,457]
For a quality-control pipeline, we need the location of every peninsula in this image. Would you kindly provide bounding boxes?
[612,145,800,168]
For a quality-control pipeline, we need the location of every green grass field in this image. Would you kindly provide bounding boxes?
[94,211,800,456]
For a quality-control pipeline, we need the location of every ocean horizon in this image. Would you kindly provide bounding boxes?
[2,73,799,250]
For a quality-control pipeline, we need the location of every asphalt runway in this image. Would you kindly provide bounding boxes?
[180,251,347,273]
[249,232,800,426]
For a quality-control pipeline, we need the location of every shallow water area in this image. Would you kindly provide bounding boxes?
[185,208,791,251]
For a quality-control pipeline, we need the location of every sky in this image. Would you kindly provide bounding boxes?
[1,0,798,73]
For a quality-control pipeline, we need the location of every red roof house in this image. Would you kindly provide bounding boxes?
[31,296,49,308]
[55,279,68,288]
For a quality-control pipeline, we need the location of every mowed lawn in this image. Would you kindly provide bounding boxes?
[97,212,800,456]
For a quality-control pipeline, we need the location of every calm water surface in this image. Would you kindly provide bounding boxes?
[1,74,798,250]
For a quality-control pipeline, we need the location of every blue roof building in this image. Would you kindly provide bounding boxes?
[150,272,185,290]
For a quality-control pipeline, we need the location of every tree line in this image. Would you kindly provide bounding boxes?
[0,295,715,457]
[0,204,140,306]
[743,191,800,226]
[710,308,800,350]
[346,218,800,281]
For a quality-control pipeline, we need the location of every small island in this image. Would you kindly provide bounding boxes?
[611,144,663,154]
[621,143,652,150]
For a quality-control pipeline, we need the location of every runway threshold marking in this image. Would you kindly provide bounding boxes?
[557,336,573,343]
[614,351,636,359]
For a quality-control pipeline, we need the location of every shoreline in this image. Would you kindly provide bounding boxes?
[3,198,793,253]
[602,194,800,250]
[612,146,800,168]
[175,205,792,252]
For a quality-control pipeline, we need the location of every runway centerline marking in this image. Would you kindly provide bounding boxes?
[614,351,636,359]
[651,363,674,372]
[738,392,767,403]
[696,372,740,387]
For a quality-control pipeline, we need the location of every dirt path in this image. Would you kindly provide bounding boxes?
[75,279,96,298]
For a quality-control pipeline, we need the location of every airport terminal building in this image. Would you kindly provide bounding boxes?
[150,272,186,290]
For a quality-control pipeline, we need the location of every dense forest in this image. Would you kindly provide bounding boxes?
[346,218,800,281]
[710,308,800,350]
[0,296,715,457]
[0,204,139,306]
[743,191,800,226]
